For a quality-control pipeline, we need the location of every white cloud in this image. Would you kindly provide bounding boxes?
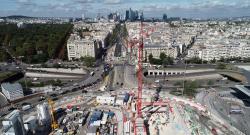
[104,0,122,4]
[17,0,29,3]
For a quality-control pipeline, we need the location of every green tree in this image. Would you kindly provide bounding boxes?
[82,56,95,67]
[183,81,199,97]
[148,53,153,63]
[160,53,167,61]
[53,63,61,68]
[216,63,226,69]
[15,46,25,56]
[219,57,225,62]
[174,81,182,86]
[0,23,73,63]
[166,56,174,65]
[207,80,214,86]
[210,58,216,63]
[187,57,202,64]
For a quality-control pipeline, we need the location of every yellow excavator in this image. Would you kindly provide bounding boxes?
[47,98,59,130]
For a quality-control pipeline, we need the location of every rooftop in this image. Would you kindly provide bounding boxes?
[235,85,250,97]
[1,82,22,92]
[4,110,20,120]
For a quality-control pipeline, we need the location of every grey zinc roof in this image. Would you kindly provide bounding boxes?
[235,85,250,97]
[1,83,22,92]
[0,92,8,107]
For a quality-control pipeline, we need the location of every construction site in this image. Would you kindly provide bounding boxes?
[46,21,245,135]
[0,21,248,135]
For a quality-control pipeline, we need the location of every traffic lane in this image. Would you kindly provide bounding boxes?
[2,80,104,114]
[60,66,104,93]
[207,93,250,135]
[1,65,104,116]
[124,65,137,88]
[112,65,125,89]
[0,63,23,72]
[79,65,104,85]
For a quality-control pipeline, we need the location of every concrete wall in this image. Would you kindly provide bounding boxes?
[147,69,215,76]
[27,68,87,74]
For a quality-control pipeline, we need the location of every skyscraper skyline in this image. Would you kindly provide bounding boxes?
[0,0,249,18]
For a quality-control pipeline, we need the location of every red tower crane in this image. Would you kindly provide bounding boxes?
[127,21,162,135]
[137,21,144,118]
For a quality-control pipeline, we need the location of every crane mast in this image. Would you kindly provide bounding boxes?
[137,21,143,118]
[128,21,158,135]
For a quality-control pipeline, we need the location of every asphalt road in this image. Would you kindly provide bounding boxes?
[112,65,125,89]
[213,96,250,135]
[196,90,250,135]
[124,65,137,88]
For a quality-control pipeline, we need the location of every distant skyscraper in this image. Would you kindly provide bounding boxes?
[163,14,168,21]
[126,8,140,21]
[125,10,129,20]
[139,11,144,21]
[82,13,85,20]
[2,110,26,135]
[135,10,139,20]
[107,12,120,22]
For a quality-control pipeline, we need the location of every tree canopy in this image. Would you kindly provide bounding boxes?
[80,56,95,67]
[148,53,174,66]
[0,23,73,63]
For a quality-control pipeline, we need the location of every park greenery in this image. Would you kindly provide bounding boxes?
[216,62,227,69]
[148,53,174,66]
[183,80,199,97]
[20,79,63,88]
[186,57,204,64]
[172,80,199,97]
[0,23,73,63]
[0,48,11,61]
[80,56,95,67]
[0,72,16,82]
[207,80,214,86]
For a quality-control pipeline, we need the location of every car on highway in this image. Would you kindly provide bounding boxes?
[52,97,59,101]
[39,96,46,101]
[22,105,32,111]
[71,88,78,92]
[90,71,95,76]
[230,104,243,114]
[21,102,31,106]
[50,94,58,97]
[8,107,17,111]
[60,90,69,95]
[82,90,88,93]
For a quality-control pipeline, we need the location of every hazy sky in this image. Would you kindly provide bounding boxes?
[0,0,250,18]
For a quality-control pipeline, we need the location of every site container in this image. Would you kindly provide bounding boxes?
[101,113,108,125]
[124,93,130,102]
[22,105,31,111]
[107,112,115,117]
[124,121,130,134]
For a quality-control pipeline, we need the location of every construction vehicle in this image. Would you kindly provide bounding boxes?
[47,98,59,130]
